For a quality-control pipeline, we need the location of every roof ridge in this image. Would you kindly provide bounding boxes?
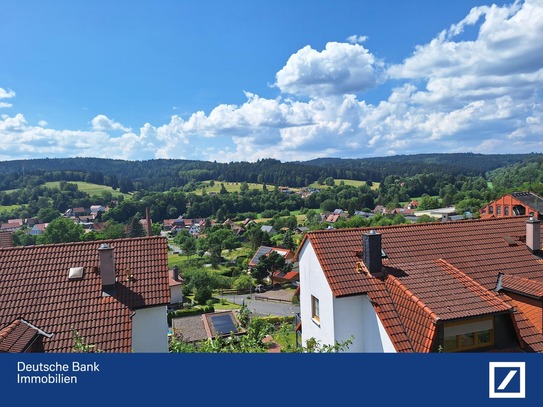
[371,279,416,352]
[306,215,532,236]
[383,274,437,352]
[0,235,166,251]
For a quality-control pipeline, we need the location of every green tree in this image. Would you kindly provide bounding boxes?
[181,235,197,258]
[12,230,37,246]
[72,328,101,353]
[183,268,222,304]
[100,220,127,239]
[416,214,436,223]
[37,217,84,244]
[36,208,60,223]
[127,216,145,237]
[418,194,441,210]
[282,230,296,251]
[232,273,256,292]
[152,222,162,236]
[251,250,293,284]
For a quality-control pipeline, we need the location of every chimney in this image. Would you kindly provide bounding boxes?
[363,230,382,275]
[173,265,180,282]
[526,217,541,253]
[145,207,152,236]
[98,243,116,287]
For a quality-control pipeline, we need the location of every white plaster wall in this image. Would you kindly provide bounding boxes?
[170,286,183,304]
[333,295,367,352]
[299,241,336,348]
[300,240,396,353]
[131,305,169,352]
[334,295,395,352]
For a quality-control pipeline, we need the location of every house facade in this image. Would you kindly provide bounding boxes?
[0,236,171,353]
[297,216,543,353]
[298,240,394,352]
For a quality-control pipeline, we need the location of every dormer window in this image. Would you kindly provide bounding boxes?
[442,316,494,352]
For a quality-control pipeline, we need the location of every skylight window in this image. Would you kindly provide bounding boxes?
[68,267,84,280]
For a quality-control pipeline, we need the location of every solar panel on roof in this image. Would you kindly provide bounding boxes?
[252,246,272,264]
[210,314,238,335]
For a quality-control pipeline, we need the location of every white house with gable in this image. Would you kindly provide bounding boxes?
[296,218,543,353]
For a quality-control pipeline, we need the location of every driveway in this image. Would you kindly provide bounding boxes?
[219,288,299,318]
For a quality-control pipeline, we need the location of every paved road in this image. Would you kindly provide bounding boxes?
[219,292,300,318]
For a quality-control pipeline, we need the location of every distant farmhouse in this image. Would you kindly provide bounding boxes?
[480,191,543,220]
[249,246,299,285]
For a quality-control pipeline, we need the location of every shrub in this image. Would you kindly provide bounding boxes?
[194,286,213,304]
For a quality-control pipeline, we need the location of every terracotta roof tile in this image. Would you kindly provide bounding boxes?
[499,293,543,352]
[0,230,13,248]
[501,274,543,298]
[380,259,512,352]
[299,216,543,352]
[0,319,44,352]
[0,236,170,352]
[301,217,543,297]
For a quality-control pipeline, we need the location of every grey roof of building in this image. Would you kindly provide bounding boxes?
[511,192,543,213]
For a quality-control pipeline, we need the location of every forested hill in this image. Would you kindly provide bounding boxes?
[0,153,540,192]
[300,153,540,179]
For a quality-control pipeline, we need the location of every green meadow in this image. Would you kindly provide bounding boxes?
[44,181,132,198]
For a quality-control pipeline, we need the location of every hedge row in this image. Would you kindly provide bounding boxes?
[167,305,215,326]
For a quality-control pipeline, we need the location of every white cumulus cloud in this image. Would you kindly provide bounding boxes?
[275,41,383,98]
[2,0,543,163]
[0,87,15,108]
[91,114,132,132]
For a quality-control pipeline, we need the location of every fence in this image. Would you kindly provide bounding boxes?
[254,295,292,304]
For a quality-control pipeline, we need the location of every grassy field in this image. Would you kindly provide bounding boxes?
[193,181,301,195]
[44,181,132,198]
[308,179,380,190]
[193,179,379,195]
[0,204,25,214]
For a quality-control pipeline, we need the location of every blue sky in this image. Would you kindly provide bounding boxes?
[1,0,542,162]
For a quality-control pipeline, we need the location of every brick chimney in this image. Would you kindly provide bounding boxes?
[98,243,116,288]
[526,217,541,253]
[363,230,382,275]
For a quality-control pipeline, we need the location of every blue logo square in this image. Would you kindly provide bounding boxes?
[489,362,526,399]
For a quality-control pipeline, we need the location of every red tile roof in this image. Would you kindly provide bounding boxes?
[0,230,13,248]
[0,236,170,352]
[498,293,543,352]
[382,259,512,352]
[501,274,543,298]
[0,319,51,353]
[249,246,293,267]
[300,217,543,297]
[168,269,183,287]
[299,216,543,352]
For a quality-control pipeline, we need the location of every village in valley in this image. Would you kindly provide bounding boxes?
[1,155,543,354]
